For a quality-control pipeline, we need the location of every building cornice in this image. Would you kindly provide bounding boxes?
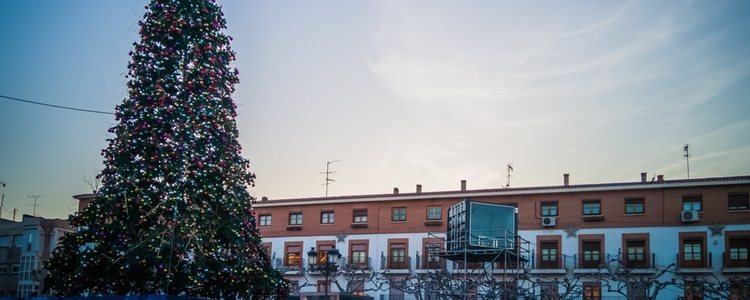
[254,175,750,208]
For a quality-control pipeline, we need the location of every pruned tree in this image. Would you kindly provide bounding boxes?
[596,255,678,300]
[332,263,389,296]
[678,274,750,300]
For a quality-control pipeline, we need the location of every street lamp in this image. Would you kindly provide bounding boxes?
[307,246,341,299]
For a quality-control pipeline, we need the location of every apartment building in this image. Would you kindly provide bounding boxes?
[0,215,73,298]
[254,174,750,300]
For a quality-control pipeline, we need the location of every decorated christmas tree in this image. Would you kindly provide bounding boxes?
[44,0,287,298]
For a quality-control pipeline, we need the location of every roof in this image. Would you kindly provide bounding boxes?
[254,175,750,207]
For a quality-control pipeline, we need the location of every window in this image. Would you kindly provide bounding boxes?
[285,245,302,267]
[728,193,749,211]
[727,237,749,267]
[353,209,368,223]
[540,241,559,269]
[317,280,330,293]
[628,282,647,300]
[392,207,406,222]
[683,195,703,211]
[583,282,601,300]
[540,282,558,300]
[288,213,302,225]
[427,206,441,220]
[389,285,404,300]
[541,202,558,216]
[389,243,407,269]
[259,214,271,226]
[425,246,442,269]
[730,280,750,300]
[581,240,602,268]
[0,266,6,274]
[683,281,704,300]
[19,255,37,281]
[349,279,365,296]
[316,243,335,266]
[582,200,601,215]
[625,240,647,268]
[350,243,368,266]
[262,242,272,256]
[625,198,645,214]
[320,211,334,224]
[682,239,704,268]
[11,264,19,274]
[288,281,300,295]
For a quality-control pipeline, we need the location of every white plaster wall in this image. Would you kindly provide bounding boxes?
[264,224,750,300]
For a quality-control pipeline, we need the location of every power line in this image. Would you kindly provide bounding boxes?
[0,94,113,115]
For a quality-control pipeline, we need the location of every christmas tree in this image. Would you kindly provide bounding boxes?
[44,0,288,298]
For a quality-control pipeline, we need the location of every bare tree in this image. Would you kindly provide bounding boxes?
[331,263,388,296]
[595,255,678,300]
[677,274,750,300]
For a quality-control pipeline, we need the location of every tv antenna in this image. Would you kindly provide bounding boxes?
[683,144,690,179]
[505,163,513,188]
[27,194,42,216]
[321,160,341,197]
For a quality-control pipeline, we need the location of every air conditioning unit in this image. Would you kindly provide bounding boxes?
[681,210,700,222]
[542,216,557,227]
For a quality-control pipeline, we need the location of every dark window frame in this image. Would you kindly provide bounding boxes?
[288,212,303,225]
[392,207,407,222]
[353,209,368,223]
[581,240,603,268]
[426,206,441,220]
[259,214,272,226]
[583,282,602,300]
[682,195,703,212]
[541,202,558,217]
[728,192,750,211]
[625,198,645,215]
[284,245,302,267]
[582,200,602,216]
[624,239,648,268]
[389,243,407,269]
[320,211,335,224]
[540,241,559,269]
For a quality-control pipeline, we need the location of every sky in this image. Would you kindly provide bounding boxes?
[0,0,749,219]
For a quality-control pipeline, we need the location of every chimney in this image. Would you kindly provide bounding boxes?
[563,173,569,186]
[460,180,467,191]
[261,196,268,202]
[657,175,664,183]
[393,187,399,194]
[416,184,422,194]
[640,172,647,183]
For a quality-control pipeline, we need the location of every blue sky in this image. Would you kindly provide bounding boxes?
[1,1,749,219]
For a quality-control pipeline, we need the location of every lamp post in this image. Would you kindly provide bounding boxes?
[307,246,341,299]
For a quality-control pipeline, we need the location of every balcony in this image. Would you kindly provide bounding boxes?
[342,256,373,272]
[414,252,446,272]
[491,259,526,275]
[722,251,750,273]
[572,254,618,274]
[529,252,566,275]
[277,258,307,275]
[381,255,411,274]
[676,252,713,273]
[621,253,657,274]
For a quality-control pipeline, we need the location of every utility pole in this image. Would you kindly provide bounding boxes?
[321,160,341,198]
[27,194,42,216]
[684,144,690,179]
[0,181,5,220]
[12,208,17,222]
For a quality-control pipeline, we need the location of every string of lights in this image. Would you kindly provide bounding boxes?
[0,94,114,115]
